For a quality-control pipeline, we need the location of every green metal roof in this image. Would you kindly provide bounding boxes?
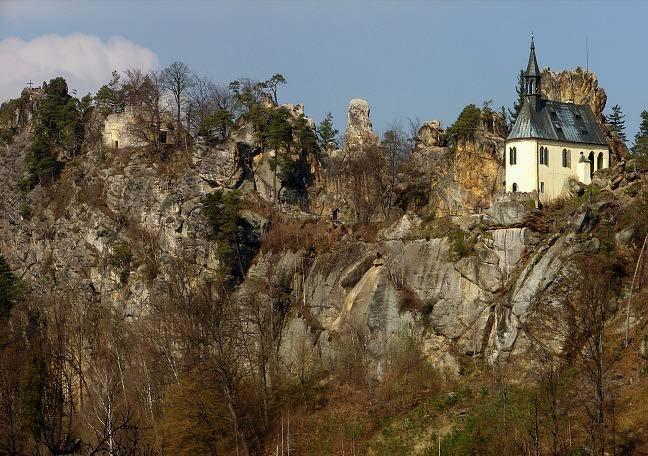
[507,97,608,146]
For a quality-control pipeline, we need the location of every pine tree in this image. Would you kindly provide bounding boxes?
[317,112,339,149]
[607,104,627,142]
[95,70,125,113]
[508,70,526,126]
[27,77,80,186]
[632,110,648,157]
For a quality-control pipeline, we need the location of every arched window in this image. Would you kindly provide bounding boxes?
[512,183,518,192]
[588,151,595,178]
[509,147,517,165]
[562,149,571,168]
[597,152,604,170]
[539,146,549,165]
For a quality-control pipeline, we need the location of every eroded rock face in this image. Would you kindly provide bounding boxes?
[484,194,534,227]
[542,68,607,116]
[418,109,506,216]
[0,87,43,133]
[452,110,506,209]
[416,120,445,148]
[453,139,504,209]
[192,140,242,190]
[490,234,600,359]
[492,227,539,278]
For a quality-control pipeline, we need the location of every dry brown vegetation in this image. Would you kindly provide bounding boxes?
[261,212,343,254]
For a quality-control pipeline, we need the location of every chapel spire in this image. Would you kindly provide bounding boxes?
[524,33,541,97]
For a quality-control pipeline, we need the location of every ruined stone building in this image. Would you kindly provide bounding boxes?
[102,106,177,149]
[505,37,610,201]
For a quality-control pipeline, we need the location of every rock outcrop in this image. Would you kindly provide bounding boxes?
[0,87,43,133]
[344,98,378,153]
[416,108,507,215]
[416,120,445,149]
[541,67,607,116]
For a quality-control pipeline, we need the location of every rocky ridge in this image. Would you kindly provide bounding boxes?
[0,86,645,382]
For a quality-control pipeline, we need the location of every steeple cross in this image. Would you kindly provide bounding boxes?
[27,80,34,89]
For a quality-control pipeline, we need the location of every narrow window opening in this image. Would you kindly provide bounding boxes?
[588,151,595,178]
[562,149,571,168]
[540,182,545,193]
[159,130,168,144]
[512,183,518,192]
[114,140,118,149]
[509,147,517,165]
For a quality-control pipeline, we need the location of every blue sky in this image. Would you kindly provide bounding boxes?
[1,0,646,139]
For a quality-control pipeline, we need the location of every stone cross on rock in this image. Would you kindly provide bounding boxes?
[27,80,34,89]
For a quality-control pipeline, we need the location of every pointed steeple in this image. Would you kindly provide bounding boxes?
[526,33,541,78]
[524,33,541,101]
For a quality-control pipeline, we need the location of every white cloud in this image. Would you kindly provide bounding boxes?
[0,33,158,101]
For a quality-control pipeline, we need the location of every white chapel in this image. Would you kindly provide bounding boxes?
[505,37,610,202]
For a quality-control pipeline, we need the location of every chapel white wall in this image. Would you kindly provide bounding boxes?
[505,138,609,202]
[505,139,538,193]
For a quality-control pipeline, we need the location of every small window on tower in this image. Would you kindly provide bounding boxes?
[540,182,545,193]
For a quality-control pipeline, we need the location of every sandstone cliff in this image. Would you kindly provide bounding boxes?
[1,93,643,379]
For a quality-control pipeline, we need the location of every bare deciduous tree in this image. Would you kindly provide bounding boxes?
[123,69,166,151]
[162,61,194,130]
